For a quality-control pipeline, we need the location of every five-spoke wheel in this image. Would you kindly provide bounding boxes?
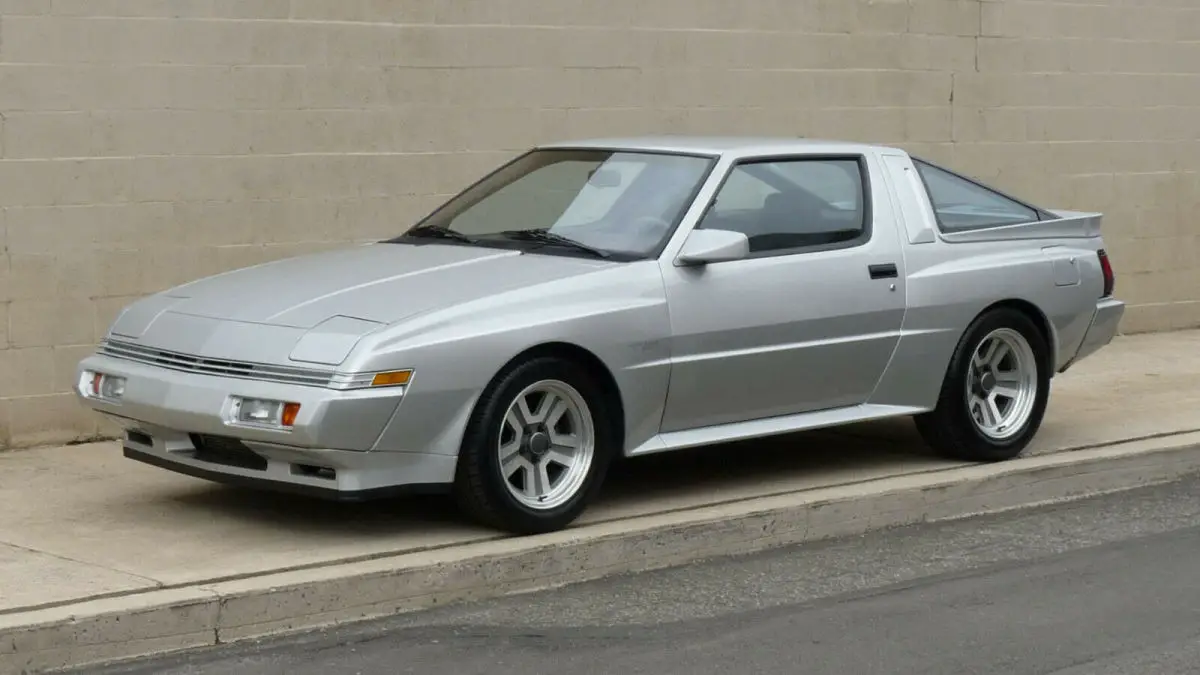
[916,307,1051,462]
[498,380,596,511]
[966,327,1039,441]
[454,355,616,534]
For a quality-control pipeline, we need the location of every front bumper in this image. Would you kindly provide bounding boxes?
[77,352,406,450]
[118,432,454,500]
[1061,296,1125,371]
[76,353,458,497]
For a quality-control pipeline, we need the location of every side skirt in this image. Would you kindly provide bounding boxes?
[626,403,929,457]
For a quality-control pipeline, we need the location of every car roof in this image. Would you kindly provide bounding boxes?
[535,135,895,157]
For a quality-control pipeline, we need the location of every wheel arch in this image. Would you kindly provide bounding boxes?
[974,298,1058,374]
[497,341,627,448]
[912,296,1056,462]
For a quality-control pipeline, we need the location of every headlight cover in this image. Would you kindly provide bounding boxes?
[290,316,386,366]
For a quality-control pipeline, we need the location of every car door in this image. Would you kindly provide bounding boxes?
[657,153,907,433]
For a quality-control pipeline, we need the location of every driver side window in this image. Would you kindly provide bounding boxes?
[698,157,869,255]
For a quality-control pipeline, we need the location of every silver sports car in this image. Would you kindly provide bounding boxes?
[76,136,1124,534]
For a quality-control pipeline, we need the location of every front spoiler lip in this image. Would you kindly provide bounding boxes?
[122,446,450,501]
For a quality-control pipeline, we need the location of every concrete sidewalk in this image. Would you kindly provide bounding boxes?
[2,329,1199,672]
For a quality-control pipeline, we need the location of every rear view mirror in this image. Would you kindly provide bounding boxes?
[675,229,750,266]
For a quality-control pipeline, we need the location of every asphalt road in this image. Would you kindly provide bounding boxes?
[81,476,1200,675]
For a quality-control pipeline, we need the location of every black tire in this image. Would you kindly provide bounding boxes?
[453,355,617,535]
[914,307,1051,462]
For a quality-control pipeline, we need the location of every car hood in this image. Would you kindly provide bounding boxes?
[139,243,619,330]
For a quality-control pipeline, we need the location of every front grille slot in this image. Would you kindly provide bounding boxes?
[127,430,154,447]
[99,339,335,388]
[293,464,337,481]
[189,434,268,471]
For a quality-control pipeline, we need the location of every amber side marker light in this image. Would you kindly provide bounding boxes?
[371,370,413,387]
[281,402,302,427]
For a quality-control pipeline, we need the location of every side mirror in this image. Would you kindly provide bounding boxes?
[675,229,750,266]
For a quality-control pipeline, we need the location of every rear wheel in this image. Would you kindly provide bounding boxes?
[915,307,1050,462]
[453,356,616,534]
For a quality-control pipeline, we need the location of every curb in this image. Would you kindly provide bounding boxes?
[6,432,1200,673]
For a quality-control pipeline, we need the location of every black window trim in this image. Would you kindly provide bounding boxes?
[908,156,1060,234]
[693,153,874,261]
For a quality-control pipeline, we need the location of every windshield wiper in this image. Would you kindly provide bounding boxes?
[495,229,611,259]
[402,224,479,244]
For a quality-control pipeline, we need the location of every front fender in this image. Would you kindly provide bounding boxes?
[359,262,673,456]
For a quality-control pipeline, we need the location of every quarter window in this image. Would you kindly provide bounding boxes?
[912,159,1039,231]
[698,158,868,255]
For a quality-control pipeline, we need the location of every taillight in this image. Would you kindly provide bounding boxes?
[1097,249,1115,297]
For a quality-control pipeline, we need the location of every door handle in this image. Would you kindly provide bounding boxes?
[868,263,898,280]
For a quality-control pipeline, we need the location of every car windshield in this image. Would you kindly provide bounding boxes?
[396,149,715,259]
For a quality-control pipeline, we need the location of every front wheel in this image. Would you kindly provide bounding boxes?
[915,308,1051,462]
[453,356,616,534]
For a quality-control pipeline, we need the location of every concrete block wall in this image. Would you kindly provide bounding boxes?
[0,0,1197,448]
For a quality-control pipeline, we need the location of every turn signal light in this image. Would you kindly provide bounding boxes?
[281,402,301,427]
[230,396,301,429]
[371,370,412,387]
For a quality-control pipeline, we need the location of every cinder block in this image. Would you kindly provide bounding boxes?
[0,0,50,15]
[212,0,291,19]
[0,346,56,398]
[1169,301,1200,331]
[303,66,390,109]
[904,107,953,143]
[1119,303,1175,334]
[6,253,98,301]
[4,203,175,255]
[909,0,980,37]
[92,110,253,157]
[1,111,92,159]
[52,344,96,393]
[5,392,99,447]
[93,250,149,298]
[951,107,1026,143]
[0,158,135,207]
[231,66,305,110]
[246,20,329,65]
[977,37,1068,73]
[7,299,95,349]
[289,0,437,23]
[428,0,511,26]
[48,0,211,17]
[288,0,369,21]
[816,0,861,33]
[854,0,910,34]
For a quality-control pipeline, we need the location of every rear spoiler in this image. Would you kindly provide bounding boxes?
[939,210,1103,243]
